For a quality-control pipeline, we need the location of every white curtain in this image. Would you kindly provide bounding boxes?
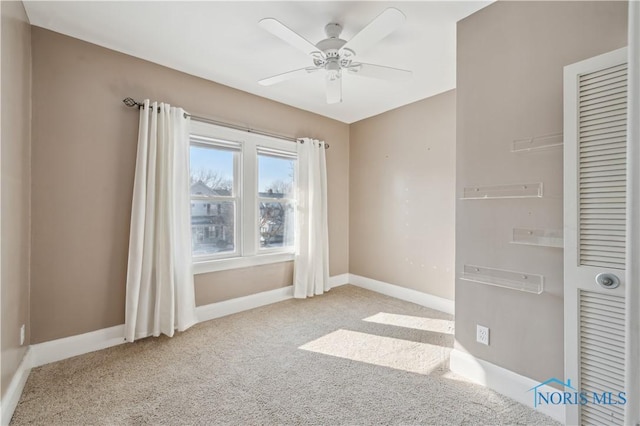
[294,138,330,298]
[124,100,197,342]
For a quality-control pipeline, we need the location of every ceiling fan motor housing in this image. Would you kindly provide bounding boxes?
[315,24,354,69]
[316,36,346,57]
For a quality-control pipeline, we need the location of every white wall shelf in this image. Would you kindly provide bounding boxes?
[461,264,544,294]
[512,133,563,152]
[462,183,543,199]
[511,228,563,248]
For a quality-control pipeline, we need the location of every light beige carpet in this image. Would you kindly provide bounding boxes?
[12,285,559,425]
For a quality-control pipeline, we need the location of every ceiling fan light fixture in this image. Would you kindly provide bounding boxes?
[327,69,341,81]
[313,56,327,67]
[347,64,362,74]
[341,48,355,60]
[326,60,341,80]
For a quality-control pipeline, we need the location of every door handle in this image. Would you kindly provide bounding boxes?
[595,273,620,289]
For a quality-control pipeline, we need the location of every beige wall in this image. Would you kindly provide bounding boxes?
[195,262,294,305]
[30,28,349,344]
[1,0,31,397]
[455,1,627,383]
[350,90,456,300]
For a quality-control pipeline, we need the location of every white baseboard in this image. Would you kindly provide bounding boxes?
[348,274,455,315]
[1,348,32,426]
[0,274,344,423]
[30,325,126,368]
[196,285,294,323]
[328,273,350,289]
[29,274,347,370]
[449,349,565,423]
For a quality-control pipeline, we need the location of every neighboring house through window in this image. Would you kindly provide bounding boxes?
[189,121,297,274]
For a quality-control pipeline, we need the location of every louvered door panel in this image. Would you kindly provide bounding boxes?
[564,48,628,426]
[578,63,627,270]
[578,62,627,426]
[580,291,626,426]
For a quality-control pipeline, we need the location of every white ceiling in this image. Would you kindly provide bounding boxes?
[23,1,491,124]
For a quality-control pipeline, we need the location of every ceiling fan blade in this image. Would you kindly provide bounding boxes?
[346,63,412,81]
[326,75,342,104]
[340,8,405,56]
[259,18,321,57]
[258,67,320,86]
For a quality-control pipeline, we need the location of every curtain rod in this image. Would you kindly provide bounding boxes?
[122,98,329,149]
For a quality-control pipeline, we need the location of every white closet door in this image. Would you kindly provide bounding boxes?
[564,47,628,426]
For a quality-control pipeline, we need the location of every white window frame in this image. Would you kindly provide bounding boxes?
[257,148,297,255]
[190,120,297,274]
[190,138,241,261]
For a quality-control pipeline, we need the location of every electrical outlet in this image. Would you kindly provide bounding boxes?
[20,324,25,346]
[476,324,489,345]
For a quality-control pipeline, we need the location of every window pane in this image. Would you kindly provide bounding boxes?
[191,200,235,256]
[190,145,234,195]
[258,154,295,198]
[259,201,294,249]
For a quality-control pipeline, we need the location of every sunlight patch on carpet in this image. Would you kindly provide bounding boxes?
[299,329,449,375]
[362,312,454,334]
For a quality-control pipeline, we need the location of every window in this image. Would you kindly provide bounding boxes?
[189,121,297,274]
[189,143,238,258]
[258,152,296,250]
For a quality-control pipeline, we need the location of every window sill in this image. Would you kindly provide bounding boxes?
[193,252,295,275]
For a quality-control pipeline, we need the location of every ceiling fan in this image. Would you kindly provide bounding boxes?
[258,8,412,104]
